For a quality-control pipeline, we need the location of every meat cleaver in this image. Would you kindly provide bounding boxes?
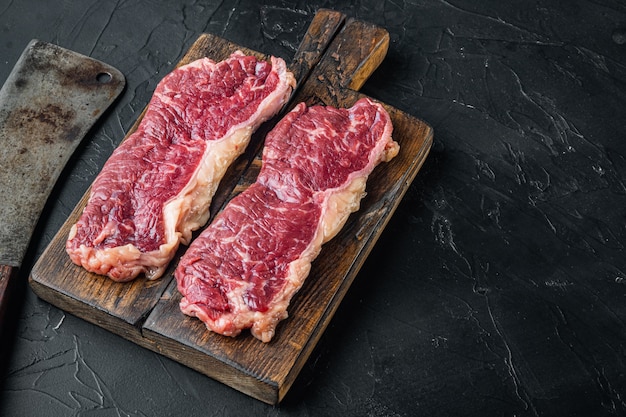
[0,40,125,332]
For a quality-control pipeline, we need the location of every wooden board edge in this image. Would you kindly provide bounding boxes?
[28,274,148,345]
[29,271,279,403]
[142,321,280,405]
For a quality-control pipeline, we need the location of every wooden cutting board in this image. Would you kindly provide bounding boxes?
[29,9,433,404]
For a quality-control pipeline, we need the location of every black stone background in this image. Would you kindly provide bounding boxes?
[1,1,625,416]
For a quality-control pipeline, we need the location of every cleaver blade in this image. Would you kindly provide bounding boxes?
[0,39,125,328]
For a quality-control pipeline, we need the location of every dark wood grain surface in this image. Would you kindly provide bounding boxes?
[28,12,433,404]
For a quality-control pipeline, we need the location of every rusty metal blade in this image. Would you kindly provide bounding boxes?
[0,39,125,267]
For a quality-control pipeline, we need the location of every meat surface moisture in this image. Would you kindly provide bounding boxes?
[66,51,296,281]
[175,97,399,342]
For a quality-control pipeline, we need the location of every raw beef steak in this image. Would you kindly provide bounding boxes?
[175,97,399,342]
[66,51,296,281]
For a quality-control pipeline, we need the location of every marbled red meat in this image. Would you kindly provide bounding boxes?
[66,51,295,281]
[175,97,399,342]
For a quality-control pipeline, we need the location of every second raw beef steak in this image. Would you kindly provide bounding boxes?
[175,97,399,342]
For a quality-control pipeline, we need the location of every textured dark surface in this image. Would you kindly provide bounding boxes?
[1,1,625,416]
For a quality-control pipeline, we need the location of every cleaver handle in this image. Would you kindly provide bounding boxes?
[0,265,15,335]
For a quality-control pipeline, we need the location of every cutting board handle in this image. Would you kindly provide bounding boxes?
[297,17,390,106]
[289,9,346,89]
[335,18,390,91]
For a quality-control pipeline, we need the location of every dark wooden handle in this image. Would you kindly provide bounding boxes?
[0,264,16,334]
